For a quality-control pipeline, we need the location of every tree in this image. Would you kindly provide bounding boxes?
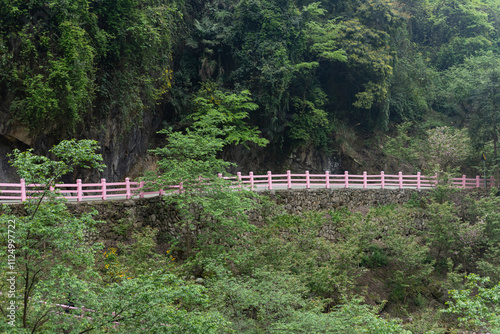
[287,3,346,148]
[476,194,500,282]
[440,52,500,173]
[425,126,472,172]
[0,140,105,331]
[0,0,180,133]
[144,88,267,258]
[330,0,406,129]
[191,82,268,148]
[383,121,425,172]
[443,274,500,333]
[0,140,230,333]
[210,270,411,333]
[430,0,496,70]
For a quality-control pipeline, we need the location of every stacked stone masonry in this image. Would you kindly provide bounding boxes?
[2,188,493,247]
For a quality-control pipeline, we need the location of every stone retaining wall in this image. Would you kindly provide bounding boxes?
[262,188,431,213]
[3,188,493,247]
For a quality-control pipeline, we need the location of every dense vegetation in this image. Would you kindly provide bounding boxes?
[1,0,500,332]
[1,0,499,176]
[0,134,499,332]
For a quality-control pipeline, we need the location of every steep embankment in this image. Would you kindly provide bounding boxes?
[2,186,499,333]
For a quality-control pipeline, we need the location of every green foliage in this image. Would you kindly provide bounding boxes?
[145,88,267,257]
[115,226,168,277]
[209,269,312,332]
[192,83,268,147]
[272,297,411,334]
[361,244,389,268]
[288,88,333,148]
[475,194,500,281]
[202,205,414,333]
[175,0,350,148]
[435,51,500,181]
[0,0,180,132]
[383,122,424,171]
[210,271,410,334]
[4,138,500,332]
[238,211,366,298]
[337,17,394,110]
[0,140,105,331]
[75,272,231,334]
[428,0,496,69]
[3,1,97,131]
[430,184,460,204]
[10,139,105,186]
[0,140,229,333]
[2,0,500,164]
[383,122,474,174]
[426,201,485,271]
[4,0,500,332]
[443,274,500,333]
[425,126,472,171]
[439,52,500,164]
[387,28,434,123]
[304,9,347,63]
[365,205,435,303]
[188,190,500,333]
[326,0,406,129]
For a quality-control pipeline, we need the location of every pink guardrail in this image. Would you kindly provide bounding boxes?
[0,171,497,202]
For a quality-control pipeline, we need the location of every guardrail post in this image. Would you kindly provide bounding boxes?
[417,172,421,190]
[462,175,466,188]
[435,173,438,186]
[381,171,385,189]
[101,179,107,201]
[398,172,403,189]
[20,179,26,202]
[344,171,349,188]
[125,178,131,199]
[363,171,367,189]
[237,172,242,189]
[287,170,291,189]
[325,171,330,189]
[306,171,310,189]
[490,176,494,188]
[249,172,254,190]
[77,179,82,202]
[139,181,145,198]
[267,171,272,190]
[476,175,480,188]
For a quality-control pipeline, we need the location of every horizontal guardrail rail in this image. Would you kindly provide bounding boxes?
[0,172,497,203]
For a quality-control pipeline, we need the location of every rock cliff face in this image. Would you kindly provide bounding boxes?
[90,107,166,182]
[0,112,35,182]
[223,144,342,175]
[0,107,166,183]
[0,107,343,182]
